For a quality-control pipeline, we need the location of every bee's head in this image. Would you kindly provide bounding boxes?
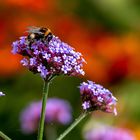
[28,33,35,39]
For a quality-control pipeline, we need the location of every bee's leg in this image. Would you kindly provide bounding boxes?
[46,33,53,42]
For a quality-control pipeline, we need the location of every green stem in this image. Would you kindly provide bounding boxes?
[0,131,11,140]
[37,81,50,140]
[56,111,89,140]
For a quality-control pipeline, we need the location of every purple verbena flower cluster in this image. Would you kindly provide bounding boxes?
[20,98,72,134]
[84,123,135,140]
[46,98,72,125]
[0,92,5,96]
[12,35,85,80]
[79,81,117,115]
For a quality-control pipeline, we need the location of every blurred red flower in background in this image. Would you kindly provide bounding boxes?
[0,47,21,76]
[0,0,140,83]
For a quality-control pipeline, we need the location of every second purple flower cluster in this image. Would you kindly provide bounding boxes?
[79,81,117,115]
[20,98,72,134]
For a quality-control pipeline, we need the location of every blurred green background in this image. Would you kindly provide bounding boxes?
[0,0,140,139]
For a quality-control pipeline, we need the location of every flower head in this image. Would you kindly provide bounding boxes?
[84,123,135,140]
[12,30,85,80]
[20,98,72,134]
[45,98,72,125]
[0,92,5,96]
[79,81,117,115]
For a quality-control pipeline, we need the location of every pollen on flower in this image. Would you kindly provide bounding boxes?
[79,80,117,115]
[12,30,86,80]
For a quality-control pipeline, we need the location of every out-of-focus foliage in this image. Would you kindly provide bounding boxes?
[0,0,140,139]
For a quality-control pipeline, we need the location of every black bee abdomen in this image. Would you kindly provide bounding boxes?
[35,33,44,40]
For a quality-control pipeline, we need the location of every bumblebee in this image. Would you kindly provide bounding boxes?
[27,26,53,44]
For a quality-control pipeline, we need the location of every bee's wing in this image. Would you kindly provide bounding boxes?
[26,26,42,34]
[27,26,40,30]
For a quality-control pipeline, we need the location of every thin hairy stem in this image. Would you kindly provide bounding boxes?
[0,131,11,140]
[56,111,89,140]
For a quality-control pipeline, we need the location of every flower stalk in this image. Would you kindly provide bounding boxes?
[0,131,11,140]
[56,111,89,140]
[37,80,50,140]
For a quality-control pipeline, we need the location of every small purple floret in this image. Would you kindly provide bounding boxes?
[0,92,5,96]
[79,81,117,115]
[12,34,85,80]
[20,58,28,66]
